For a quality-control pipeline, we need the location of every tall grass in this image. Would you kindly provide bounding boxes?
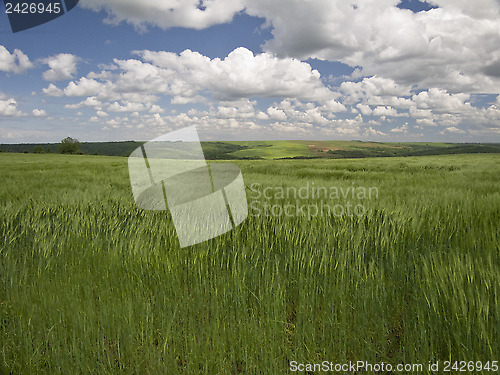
[0,153,498,374]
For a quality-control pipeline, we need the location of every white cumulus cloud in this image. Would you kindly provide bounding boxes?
[42,53,80,81]
[134,47,333,101]
[64,77,105,97]
[0,46,33,74]
[245,0,500,93]
[0,93,24,116]
[80,0,245,30]
[32,109,48,117]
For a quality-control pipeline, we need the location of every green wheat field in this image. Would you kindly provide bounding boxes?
[1,152,499,374]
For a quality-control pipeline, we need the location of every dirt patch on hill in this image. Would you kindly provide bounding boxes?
[305,143,345,153]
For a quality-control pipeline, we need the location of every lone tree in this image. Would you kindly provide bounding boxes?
[33,146,44,154]
[59,137,81,154]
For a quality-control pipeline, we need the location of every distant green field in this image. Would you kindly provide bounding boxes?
[225,140,316,159]
[2,140,499,160]
[222,140,500,159]
[1,153,499,374]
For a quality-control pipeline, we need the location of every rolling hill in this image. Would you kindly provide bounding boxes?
[1,140,499,159]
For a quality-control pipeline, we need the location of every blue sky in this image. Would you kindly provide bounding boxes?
[1,0,500,143]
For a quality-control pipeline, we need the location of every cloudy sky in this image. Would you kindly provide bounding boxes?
[1,0,500,143]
